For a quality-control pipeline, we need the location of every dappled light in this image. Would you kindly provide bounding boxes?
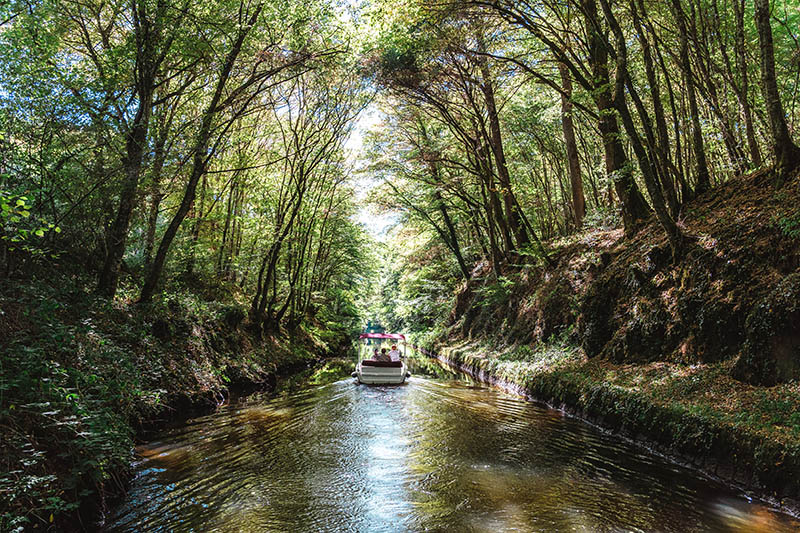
[2,0,800,529]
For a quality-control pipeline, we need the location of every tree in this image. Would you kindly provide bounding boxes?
[598,0,685,256]
[139,0,325,302]
[754,0,800,182]
[98,0,185,297]
[669,0,711,195]
[558,61,586,227]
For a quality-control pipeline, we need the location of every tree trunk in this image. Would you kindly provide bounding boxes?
[558,61,586,227]
[655,39,693,202]
[670,0,711,195]
[733,0,762,167]
[582,0,650,234]
[185,172,207,276]
[600,0,684,257]
[97,93,152,296]
[475,135,513,257]
[754,0,800,182]
[436,189,471,280]
[217,175,236,277]
[632,0,679,216]
[478,51,530,250]
[143,128,167,268]
[477,165,503,275]
[97,1,159,297]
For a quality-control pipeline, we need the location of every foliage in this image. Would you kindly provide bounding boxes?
[1,282,139,530]
[776,212,800,240]
[3,0,800,524]
[368,227,461,335]
[0,191,59,264]
[474,276,515,308]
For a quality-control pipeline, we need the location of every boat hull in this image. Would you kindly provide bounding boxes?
[355,361,409,385]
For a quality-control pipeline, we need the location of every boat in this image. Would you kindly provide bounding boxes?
[352,332,411,385]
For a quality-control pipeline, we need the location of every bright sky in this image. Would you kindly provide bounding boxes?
[345,105,398,241]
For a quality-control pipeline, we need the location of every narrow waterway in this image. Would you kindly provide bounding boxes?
[107,357,799,532]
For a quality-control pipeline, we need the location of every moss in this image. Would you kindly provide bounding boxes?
[533,275,576,341]
[695,299,743,362]
[423,340,800,510]
[606,298,669,362]
[733,273,800,385]
[578,277,618,357]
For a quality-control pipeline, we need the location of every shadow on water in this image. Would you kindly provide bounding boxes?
[106,353,800,532]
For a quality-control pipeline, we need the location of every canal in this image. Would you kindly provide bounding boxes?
[106,356,799,532]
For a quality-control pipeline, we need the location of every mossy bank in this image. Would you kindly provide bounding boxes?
[0,271,355,532]
[413,340,800,516]
[410,170,800,516]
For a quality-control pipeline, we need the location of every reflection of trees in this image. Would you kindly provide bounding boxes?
[116,378,799,532]
[400,381,695,532]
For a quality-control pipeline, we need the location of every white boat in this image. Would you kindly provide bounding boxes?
[352,332,411,385]
[355,359,409,385]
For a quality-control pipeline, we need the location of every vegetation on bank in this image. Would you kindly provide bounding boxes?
[425,340,800,506]
[404,169,800,507]
[0,265,360,531]
[3,0,800,529]
[427,171,800,382]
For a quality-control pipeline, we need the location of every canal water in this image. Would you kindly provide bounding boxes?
[106,357,800,532]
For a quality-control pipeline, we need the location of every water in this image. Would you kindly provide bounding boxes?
[106,357,800,532]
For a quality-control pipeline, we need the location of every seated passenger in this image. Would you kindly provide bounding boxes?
[376,348,391,362]
[371,348,380,360]
[388,345,401,362]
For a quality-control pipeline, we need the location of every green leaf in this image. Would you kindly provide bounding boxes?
[35,228,45,237]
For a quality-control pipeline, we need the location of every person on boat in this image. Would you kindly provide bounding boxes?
[376,348,391,362]
[371,348,380,360]
[388,345,401,362]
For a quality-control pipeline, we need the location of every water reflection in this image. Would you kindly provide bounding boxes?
[106,357,799,532]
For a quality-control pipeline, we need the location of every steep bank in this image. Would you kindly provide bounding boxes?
[415,170,800,510]
[446,170,800,385]
[0,269,352,531]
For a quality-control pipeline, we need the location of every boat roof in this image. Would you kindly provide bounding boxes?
[359,333,406,340]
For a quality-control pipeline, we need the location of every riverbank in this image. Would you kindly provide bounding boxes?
[408,169,800,515]
[0,270,352,531]
[412,339,800,515]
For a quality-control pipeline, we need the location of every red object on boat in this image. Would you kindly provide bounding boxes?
[358,333,406,340]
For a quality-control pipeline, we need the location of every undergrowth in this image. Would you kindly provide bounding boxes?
[0,272,341,531]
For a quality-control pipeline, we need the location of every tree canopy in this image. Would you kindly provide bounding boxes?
[1,0,799,329]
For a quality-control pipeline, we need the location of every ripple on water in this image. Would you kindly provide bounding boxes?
[106,371,800,533]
